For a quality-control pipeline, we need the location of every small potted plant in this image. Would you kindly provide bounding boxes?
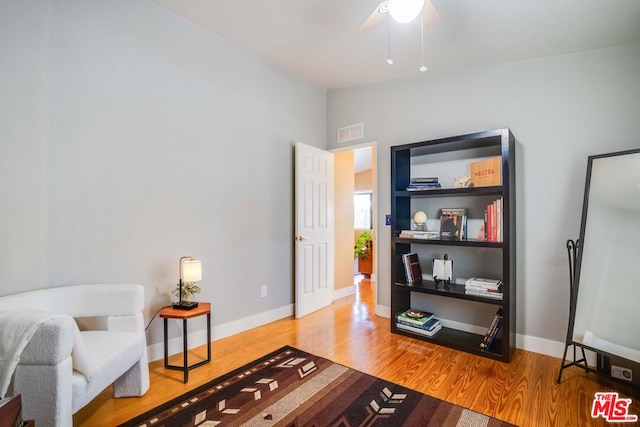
[354,231,373,275]
[172,282,201,302]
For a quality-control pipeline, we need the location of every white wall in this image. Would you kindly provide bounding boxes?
[327,43,640,349]
[0,0,326,348]
[0,0,49,292]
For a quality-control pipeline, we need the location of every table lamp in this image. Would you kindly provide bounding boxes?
[173,255,202,310]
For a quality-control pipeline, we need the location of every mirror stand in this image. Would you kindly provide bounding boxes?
[557,239,591,383]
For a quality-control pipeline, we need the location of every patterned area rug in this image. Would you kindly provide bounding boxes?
[121,346,515,426]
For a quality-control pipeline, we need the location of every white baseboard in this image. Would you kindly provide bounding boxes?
[147,304,293,362]
[375,304,391,318]
[333,285,356,301]
[148,302,585,364]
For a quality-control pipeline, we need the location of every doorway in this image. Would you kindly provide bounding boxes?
[332,143,377,306]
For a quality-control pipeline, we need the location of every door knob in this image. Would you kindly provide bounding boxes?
[295,235,308,241]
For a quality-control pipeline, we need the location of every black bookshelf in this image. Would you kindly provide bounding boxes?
[390,128,516,362]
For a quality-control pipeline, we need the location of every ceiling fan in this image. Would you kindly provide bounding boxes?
[360,0,439,71]
[360,0,439,32]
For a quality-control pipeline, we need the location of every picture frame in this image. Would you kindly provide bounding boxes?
[439,208,466,239]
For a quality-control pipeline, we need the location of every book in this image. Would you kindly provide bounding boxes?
[397,322,442,337]
[439,208,466,239]
[465,278,502,290]
[398,230,439,239]
[484,197,503,242]
[397,317,441,331]
[465,277,502,285]
[397,309,435,326]
[402,253,422,283]
[397,309,435,324]
[470,156,501,187]
[406,183,442,191]
[483,316,503,349]
[465,290,503,300]
[410,177,439,184]
[481,308,503,349]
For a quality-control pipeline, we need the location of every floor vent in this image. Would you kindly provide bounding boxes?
[337,123,364,143]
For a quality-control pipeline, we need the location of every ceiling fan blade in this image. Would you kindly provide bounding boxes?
[420,0,439,27]
[360,1,389,32]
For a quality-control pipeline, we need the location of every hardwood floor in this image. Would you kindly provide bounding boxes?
[75,278,639,426]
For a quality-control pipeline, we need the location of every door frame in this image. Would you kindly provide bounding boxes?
[331,141,378,306]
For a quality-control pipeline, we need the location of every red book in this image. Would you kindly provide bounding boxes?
[486,203,493,242]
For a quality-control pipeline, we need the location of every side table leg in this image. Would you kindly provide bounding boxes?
[207,312,211,362]
[164,318,169,368]
[183,318,188,383]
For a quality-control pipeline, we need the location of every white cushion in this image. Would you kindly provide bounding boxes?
[71,330,144,412]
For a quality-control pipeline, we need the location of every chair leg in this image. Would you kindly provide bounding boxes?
[113,352,150,397]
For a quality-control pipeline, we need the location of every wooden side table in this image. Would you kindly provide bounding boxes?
[159,302,211,383]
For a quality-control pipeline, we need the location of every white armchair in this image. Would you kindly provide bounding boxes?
[0,284,150,427]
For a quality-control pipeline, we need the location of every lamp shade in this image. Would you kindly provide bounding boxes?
[388,0,425,23]
[181,258,202,282]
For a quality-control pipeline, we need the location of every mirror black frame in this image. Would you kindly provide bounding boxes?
[558,148,640,385]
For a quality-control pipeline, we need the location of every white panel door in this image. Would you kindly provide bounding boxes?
[295,142,334,318]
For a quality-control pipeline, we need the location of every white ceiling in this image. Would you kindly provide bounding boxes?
[354,147,373,173]
[151,0,640,89]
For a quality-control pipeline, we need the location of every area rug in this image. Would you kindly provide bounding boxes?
[120,346,514,427]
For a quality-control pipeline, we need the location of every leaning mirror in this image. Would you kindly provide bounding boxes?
[563,149,640,385]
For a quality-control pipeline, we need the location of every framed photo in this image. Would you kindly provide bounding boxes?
[439,208,466,239]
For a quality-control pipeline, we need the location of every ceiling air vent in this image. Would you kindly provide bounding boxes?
[337,123,364,143]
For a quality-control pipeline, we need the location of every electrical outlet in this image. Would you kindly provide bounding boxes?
[260,285,267,298]
[611,365,633,381]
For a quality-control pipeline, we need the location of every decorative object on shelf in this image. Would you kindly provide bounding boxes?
[453,175,472,188]
[439,208,466,239]
[413,210,427,230]
[432,254,452,286]
[470,156,501,187]
[173,255,202,310]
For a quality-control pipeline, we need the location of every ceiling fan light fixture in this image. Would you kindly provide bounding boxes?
[388,0,426,23]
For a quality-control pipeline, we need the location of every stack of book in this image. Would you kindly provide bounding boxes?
[481,308,503,350]
[396,309,442,337]
[465,277,503,300]
[401,253,423,283]
[406,177,441,191]
[398,230,439,240]
[483,197,503,242]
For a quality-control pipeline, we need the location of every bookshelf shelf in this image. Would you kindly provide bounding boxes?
[390,128,516,363]
[394,237,504,248]
[393,281,504,305]
[396,186,503,198]
[392,325,505,360]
